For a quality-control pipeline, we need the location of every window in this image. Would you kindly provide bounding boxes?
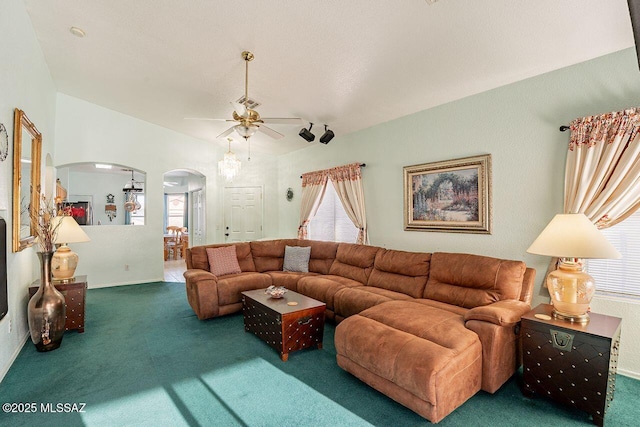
[165,193,187,228]
[588,210,640,299]
[308,180,358,243]
[129,194,145,225]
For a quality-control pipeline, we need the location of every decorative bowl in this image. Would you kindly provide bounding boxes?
[265,285,287,299]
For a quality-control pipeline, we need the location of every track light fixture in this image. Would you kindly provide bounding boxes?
[299,123,315,142]
[320,125,334,144]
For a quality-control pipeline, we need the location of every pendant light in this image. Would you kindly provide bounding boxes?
[218,137,241,182]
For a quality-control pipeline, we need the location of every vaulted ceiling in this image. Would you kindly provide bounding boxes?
[23,0,635,155]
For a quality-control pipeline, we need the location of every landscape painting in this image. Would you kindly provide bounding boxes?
[404,154,492,234]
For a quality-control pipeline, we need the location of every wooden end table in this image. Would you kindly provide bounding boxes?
[241,289,325,361]
[29,275,87,333]
[521,304,621,426]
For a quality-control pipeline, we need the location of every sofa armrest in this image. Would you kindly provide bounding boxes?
[184,268,218,282]
[183,269,220,320]
[464,300,531,327]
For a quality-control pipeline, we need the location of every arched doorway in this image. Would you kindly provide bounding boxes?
[163,169,206,281]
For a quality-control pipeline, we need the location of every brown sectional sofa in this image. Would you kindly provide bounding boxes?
[184,239,535,423]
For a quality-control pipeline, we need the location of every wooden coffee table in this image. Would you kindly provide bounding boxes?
[241,289,326,361]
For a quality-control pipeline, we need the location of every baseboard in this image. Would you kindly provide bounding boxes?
[619,368,640,380]
[88,278,166,289]
[0,331,29,384]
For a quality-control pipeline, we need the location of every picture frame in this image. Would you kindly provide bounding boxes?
[404,154,492,234]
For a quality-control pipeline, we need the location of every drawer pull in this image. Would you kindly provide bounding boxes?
[550,329,574,352]
[298,316,312,326]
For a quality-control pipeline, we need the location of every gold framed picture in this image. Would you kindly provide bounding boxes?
[404,154,492,234]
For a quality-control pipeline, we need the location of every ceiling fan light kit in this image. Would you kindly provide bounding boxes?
[208,51,302,142]
[234,124,257,138]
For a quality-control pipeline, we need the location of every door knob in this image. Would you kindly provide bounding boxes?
[225,233,229,237]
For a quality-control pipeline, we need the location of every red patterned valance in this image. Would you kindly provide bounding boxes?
[301,163,363,186]
[569,107,640,151]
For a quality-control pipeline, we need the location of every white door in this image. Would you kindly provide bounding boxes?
[223,186,263,242]
[190,189,205,246]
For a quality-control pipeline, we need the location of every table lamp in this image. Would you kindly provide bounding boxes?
[527,213,621,323]
[51,216,91,282]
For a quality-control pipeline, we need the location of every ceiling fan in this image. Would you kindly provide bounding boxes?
[191,51,303,141]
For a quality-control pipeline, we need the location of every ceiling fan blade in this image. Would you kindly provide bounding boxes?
[257,124,284,139]
[230,101,248,118]
[216,127,236,139]
[184,117,234,121]
[261,117,305,125]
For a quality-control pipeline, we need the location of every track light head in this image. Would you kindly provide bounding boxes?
[299,123,315,142]
[320,125,334,144]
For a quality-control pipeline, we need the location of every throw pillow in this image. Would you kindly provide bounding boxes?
[206,246,242,276]
[283,245,311,273]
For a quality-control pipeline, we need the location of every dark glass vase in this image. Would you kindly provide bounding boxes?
[28,251,66,352]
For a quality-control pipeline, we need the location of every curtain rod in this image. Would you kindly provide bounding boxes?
[559,126,570,132]
[300,163,366,178]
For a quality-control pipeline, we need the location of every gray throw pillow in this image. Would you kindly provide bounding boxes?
[283,245,311,273]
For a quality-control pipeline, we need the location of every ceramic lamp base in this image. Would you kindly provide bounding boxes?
[52,245,78,281]
[547,260,595,324]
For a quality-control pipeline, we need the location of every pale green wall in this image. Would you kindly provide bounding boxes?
[277,48,640,377]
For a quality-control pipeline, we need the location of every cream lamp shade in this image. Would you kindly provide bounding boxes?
[51,216,91,282]
[527,213,621,323]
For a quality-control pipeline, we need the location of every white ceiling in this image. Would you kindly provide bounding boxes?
[23,0,636,156]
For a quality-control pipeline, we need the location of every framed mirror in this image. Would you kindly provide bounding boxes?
[12,109,42,252]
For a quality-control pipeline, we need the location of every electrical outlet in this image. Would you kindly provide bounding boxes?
[125,264,129,271]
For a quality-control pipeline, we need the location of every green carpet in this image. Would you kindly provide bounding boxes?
[1,282,639,426]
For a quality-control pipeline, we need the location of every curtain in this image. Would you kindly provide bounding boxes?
[328,163,369,245]
[564,108,640,228]
[298,170,328,239]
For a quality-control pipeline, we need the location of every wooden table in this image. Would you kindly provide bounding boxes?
[521,304,621,426]
[29,275,87,333]
[241,289,325,361]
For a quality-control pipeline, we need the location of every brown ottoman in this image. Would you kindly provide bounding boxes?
[335,300,482,423]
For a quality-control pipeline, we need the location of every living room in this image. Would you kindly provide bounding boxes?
[1,0,640,425]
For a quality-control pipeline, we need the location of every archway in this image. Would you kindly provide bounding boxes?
[162,169,206,281]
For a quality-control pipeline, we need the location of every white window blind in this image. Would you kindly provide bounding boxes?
[587,210,640,299]
[166,194,186,228]
[308,180,359,243]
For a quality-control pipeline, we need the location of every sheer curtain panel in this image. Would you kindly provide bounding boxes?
[565,107,640,227]
[328,163,369,245]
[298,170,328,239]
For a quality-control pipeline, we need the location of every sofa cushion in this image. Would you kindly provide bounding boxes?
[306,240,340,274]
[250,239,339,274]
[297,275,362,310]
[283,245,311,272]
[368,249,430,298]
[250,240,295,272]
[424,252,526,309]
[206,246,242,276]
[333,286,411,319]
[190,243,256,272]
[266,271,318,292]
[335,300,481,405]
[217,272,272,306]
[329,243,380,284]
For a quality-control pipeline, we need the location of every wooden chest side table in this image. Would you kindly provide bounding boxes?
[242,289,325,361]
[521,304,621,426]
[29,275,87,333]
